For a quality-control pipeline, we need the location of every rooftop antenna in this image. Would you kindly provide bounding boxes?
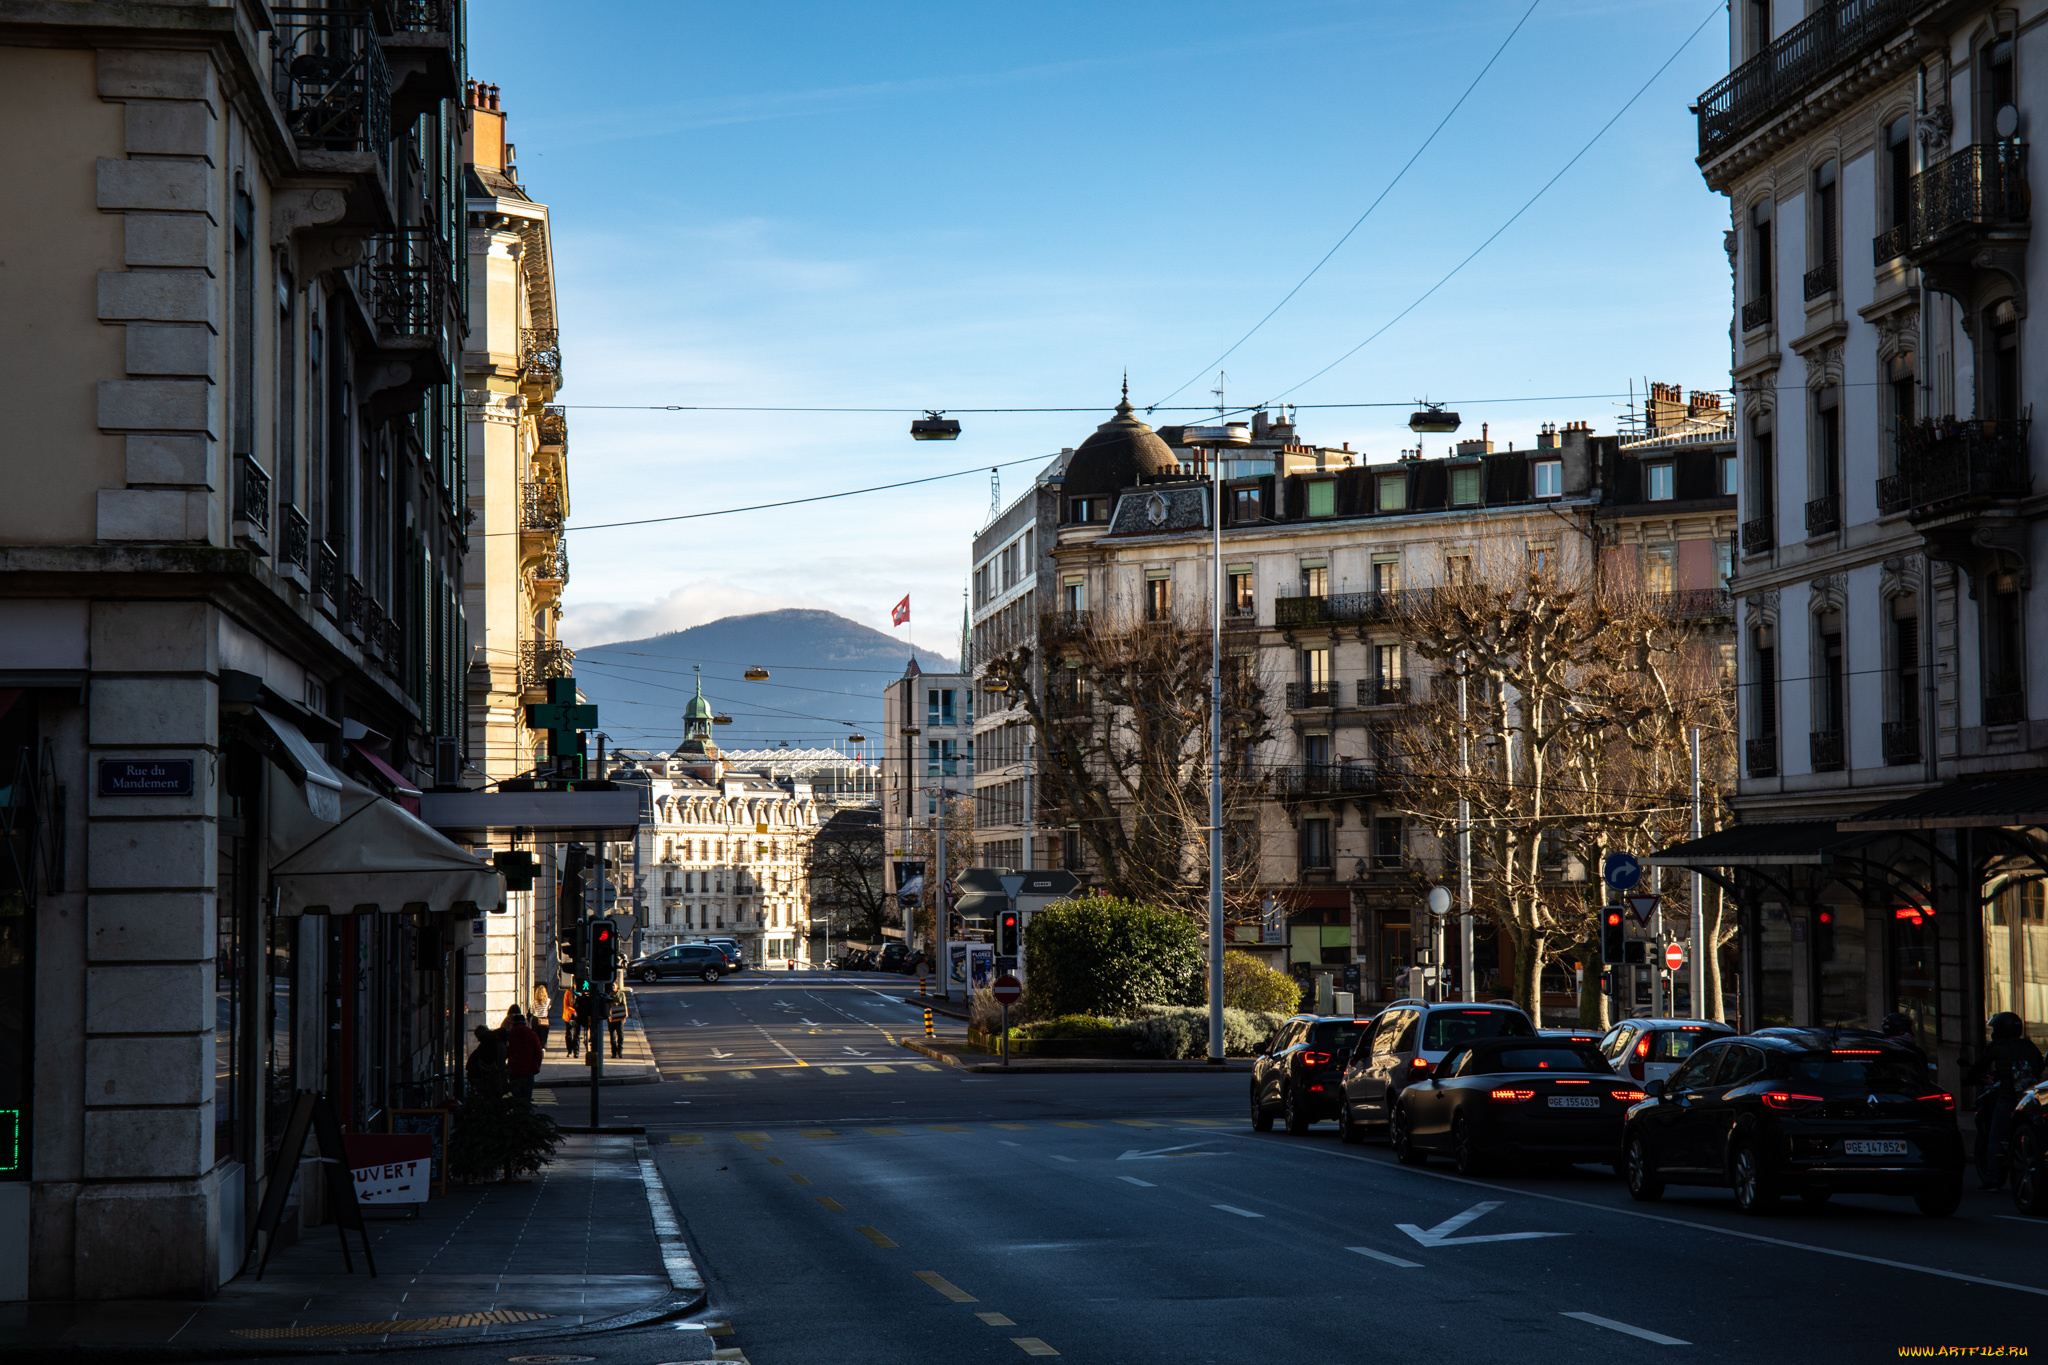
[988,465,1000,523]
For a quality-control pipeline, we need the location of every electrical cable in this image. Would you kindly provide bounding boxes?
[1149,0,1544,410]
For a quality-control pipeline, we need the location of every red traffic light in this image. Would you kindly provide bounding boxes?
[594,924,612,943]
[1000,912,1018,928]
[1605,911,1623,927]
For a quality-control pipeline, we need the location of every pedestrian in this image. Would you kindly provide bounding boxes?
[562,989,580,1056]
[608,989,628,1059]
[465,1024,507,1100]
[531,982,552,1053]
[505,1008,543,1102]
[1969,1011,2045,1188]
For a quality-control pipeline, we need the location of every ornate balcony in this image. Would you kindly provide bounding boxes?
[233,453,271,535]
[1882,719,1921,766]
[1281,763,1380,801]
[1873,223,1908,265]
[532,542,568,584]
[1985,689,2027,727]
[520,640,575,691]
[280,505,311,570]
[1274,590,1428,630]
[1694,0,1918,161]
[520,328,562,387]
[343,573,368,636]
[1285,682,1337,710]
[522,480,565,533]
[1650,589,1734,620]
[1803,258,1838,300]
[538,404,568,450]
[315,541,340,602]
[1740,297,1771,332]
[1877,418,2031,518]
[1907,142,2028,265]
[1741,515,1774,555]
[1809,729,1844,773]
[1358,678,1409,707]
[1804,493,1841,537]
[1039,609,1093,639]
[272,8,392,173]
[1746,735,1779,778]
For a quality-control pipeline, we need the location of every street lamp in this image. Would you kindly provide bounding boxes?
[911,411,961,441]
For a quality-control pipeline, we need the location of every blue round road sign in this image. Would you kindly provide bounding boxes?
[1603,852,1642,891]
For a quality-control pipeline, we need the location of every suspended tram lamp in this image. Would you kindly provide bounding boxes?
[847,733,866,744]
[743,665,770,681]
[982,674,1010,693]
[1408,402,1461,434]
[713,713,734,725]
[910,410,961,441]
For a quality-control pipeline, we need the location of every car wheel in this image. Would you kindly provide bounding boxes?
[1392,1101,1426,1165]
[1250,1083,1274,1133]
[1451,1115,1487,1176]
[638,968,658,984]
[2015,1131,2048,1215]
[1625,1135,1664,1202]
[1283,1086,1311,1136]
[699,967,719,984]
[1915,1176,1964,1218]
[1732,1142,1778,1215]
[1338,1099,1364,1146]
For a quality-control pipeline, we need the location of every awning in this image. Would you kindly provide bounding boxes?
[1838,774,2048,832]
[272,777,503,915]
[1640,821,1868,867]
[254,707,344,823]
[349,739,422,816]
[416,787,641,843]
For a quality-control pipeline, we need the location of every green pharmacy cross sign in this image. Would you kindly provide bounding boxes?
[0,1108,19,1173]
[524,677,597,784]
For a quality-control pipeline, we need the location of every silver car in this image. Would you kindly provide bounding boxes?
[1597,1018,1734,1086]
[1337,999,1537,1144]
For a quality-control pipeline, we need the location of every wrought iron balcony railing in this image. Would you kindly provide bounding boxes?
[391,0,454,31]
[1740,297,1771,332]
[1274,590,1429,630]
[1908,142,2028,254]
[1877,417,2031,517]
[343,573,367,631]
[377,614,402,675]
[1803,258,1838,300]
[1282,763,1380,799]
[1285,682,1337,710]
[1039,609,1093,638]
[280,504,311,569]
[272,8,392,170]
[1650,588,1734,619]
[234,453,271,534]
[520,328,562,385]
[362,226,450,339]
[532,542,568,583]
[1810,729,1845,772]
[1358,677,1409,707]
[522,480,565,533]
[1985,689,2027,727]
[1694,0,1919,160]
[1805,493,1841,537]
[1746,735,1778,778]
[315,540,340,600]
[520,640,576,690]
[538,404,567,450]
[1873,222,1908,265]
[1882,718,1921,766]
[1741,515,1774,554]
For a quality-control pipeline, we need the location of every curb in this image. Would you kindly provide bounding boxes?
[902,993,971,1021]
[894,1036,1255,1074]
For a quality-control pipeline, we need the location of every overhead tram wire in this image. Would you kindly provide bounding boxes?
[1261,0,1725,407]
[1149,0,1544,411]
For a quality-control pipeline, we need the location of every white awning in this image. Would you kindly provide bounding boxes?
[417,787,641,841]
[271,777,504,915]
[255,707,344,822]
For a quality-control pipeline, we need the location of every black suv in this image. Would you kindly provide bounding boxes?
[1622,1029,1964,1215]
[1251,1015,1375,1135]
[631,943,735,984]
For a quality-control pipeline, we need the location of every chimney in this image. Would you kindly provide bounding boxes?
[464,79,507,172]
[1536,421,1559,449]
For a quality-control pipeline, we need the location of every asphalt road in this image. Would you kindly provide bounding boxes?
[241,974,2048,1364]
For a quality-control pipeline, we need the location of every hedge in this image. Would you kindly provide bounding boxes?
[1021,896,1204,1019]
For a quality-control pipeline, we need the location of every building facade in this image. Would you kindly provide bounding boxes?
[1661,0,2048,1085]
[0,1,489,1300]
[880,658,973,947]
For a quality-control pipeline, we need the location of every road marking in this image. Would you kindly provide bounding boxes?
[1118,1142,1220,1161]
[863,1127,904,1135]
[999,1141,1021,1147]
[1561,1312,1689,1346]
[865,1065,896,1074]
[1346,1246,1423,1269]
[1212,1204,1264,1218]
[1112,1119,1166,1127]
[929,1125,970,1132]
[816,1197,845,1211]
[754,1024,810,1066]
[731,1070,756,1080]
[682,1073,708,1082]
[788,1174,811,1186]
[766,1157,785,1166]
[912,1062,941,1071]
[856,1226,898,1248]
[914,1270,976,1302]
[1052,1122,1096,1129]
[821,1067,851,1075]
[991,1123,1034,1130]
[1397,1200,1565,1248]
[977,1311,1016,1326]
[1050,1155,1077,1164]
[532,1089,557,1105]
[670,1134,704,1145]
[801,1129,837,1139]
[734,1132,771,1144]
[1117,1176,1156,1187]
[1011,1337,1060,1356]
[772,1067,802,1079]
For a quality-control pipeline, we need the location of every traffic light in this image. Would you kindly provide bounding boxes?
[996,909,1020,956]
[1600,908,1626,964]
[587,917,618,987]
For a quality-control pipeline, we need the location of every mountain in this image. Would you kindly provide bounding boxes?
[569,609,959,753]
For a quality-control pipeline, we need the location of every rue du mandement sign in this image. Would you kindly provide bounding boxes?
[97,758,196,798]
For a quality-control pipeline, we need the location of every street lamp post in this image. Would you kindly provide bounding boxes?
[1457,664,1474,1003]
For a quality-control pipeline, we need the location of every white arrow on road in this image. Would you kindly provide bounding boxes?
[708,1048,734,1059]
[799,1019,824,1027]
[681,1020,708,1028]
[1395,1201,1566,1248]
[842,1046,874,1057]
[1116,1143,1222,1161]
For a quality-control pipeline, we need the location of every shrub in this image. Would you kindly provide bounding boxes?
[1015,1013,1127,1041]
[1212,951,1303,1015]
[1119,1005,1290,1058]
[1021,896,1204,1020]
[968,987,1009,1035]
[449,1093,561,1183]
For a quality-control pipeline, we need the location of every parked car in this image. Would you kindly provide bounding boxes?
[1337,999,1536,1143]
[1391,1037,1644,1174]
[2006,1075,2048,1216]
[1621,1030,1964,1216]
[701,937,746,972]
[1251,1015,1377,1134]
[630,943,735,984]
[1598,1018,1737,1086]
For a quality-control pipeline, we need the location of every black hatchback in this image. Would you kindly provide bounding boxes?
[1621,1030,1964,1216]
[631,943,733,984]
[1251,1015,1374,1134]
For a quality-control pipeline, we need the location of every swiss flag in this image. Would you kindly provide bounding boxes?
[890,595,910,626]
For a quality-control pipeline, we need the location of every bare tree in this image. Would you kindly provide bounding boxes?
[984,610,1275,922]
[906,790,976,948]
[804,809,893,945]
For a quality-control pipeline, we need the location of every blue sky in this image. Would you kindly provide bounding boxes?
[471,0,1733,651]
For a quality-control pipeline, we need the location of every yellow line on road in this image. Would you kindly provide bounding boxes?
[801,1129,837,1138]
[669,1134,704,1145]
[911,1063,940,1071]
[821,1067,851,1075]
[788,1174,811,1186]
[862,1127,903,1135]
[914,1270,976,1302]
[856,1226,898,1248]
[977,1312,1016,1326]
[1177,1118,1231,1126]
[767,1157,785,1166]
[816,1196,845,1211]
[682,1073,708,1082]
[735,1132,771,1143]
[863,1064,895,1074]
[1012,1337,1060,1356]
[731,1070,756,1080]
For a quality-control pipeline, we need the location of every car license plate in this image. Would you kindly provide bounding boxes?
[1843,1139,1908,1156]
[1548,1095,1599,1109]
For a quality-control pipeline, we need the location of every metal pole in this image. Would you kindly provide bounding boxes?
[1002,1002,1010,1067]
[1689,726,1704,1019]
[1208,442,1225,1064]
[1458,666,1473,1003]
[936,773,949,1001]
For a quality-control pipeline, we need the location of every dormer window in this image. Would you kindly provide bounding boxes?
[1450,466,1481,506]
[1376,474,1406,512]
[1646,463,1675,500]
[1306,480,1336,517]
[1533,459,1562,499]
[1070,496,1108,523]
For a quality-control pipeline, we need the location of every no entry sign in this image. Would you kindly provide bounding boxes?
[991,974,1023,1006]
[1665,943,1685,971]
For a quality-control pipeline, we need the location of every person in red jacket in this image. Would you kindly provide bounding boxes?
[504,1007,543,1103]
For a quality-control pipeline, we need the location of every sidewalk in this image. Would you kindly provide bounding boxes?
[900,1034,1254,1074]
[537,994,662,1087]
[0,1133,703,1360]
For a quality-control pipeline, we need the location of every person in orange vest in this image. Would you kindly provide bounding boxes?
[560,989,580,1056]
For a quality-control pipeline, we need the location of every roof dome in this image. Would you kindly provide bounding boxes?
[1061,383,1177,499]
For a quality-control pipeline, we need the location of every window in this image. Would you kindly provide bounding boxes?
[1715,538,1734,587]
[1071,497,1107,523]
[1372,556,1399,594]
[1747,199,1773,323]
[1986,572,2024,713]
[1887,357,1916,467]
[1815,394,1841,505]
[1145,572,1172,621]
[1754,626,1777,738]
[1746,0,1771,58]
[1445,554,1472,586]
[1373,817,1403,868]
[1529,541,1554,573]
[1533,459,1562,499]
[1450,466,1481,505]
[1306,480,1336,517]
[1231,486,1262,522]
[1641,544,1675,596]
[1750,419,1775,520]
[1373,642,1402,703]
[1810,159,1838,290]
[276,264,296,511]
[1893,595,1921,741]
[927,739,940,776]
[1720,454,1739,495]
[1301,561,1328,598]
[1302,646,1331,696]
[1885,115,1912,236]
[1818,610,1844,734]
[1227,568,1255,617]
[1645,463,1674,500]
[1303,732,1331,768]
[1990,298,2021,421]
[1061,578,1084,614]
[1302,818,1332,869]
[1376,473,1407,511]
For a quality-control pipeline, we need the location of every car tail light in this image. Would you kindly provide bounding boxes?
[1832,1049,1881,1055]
[1489,1087,1536,1103]
[1634,1036,1652,1057]
[1760,1091,1824,1112]
[1613,1089,1646,1103]
[1919,1092,1956,1111]
[1303,1051,1332,1066]
[1553,1079,1590,1084]
[1410,1057,1431,1069]
[1309,1084,1325,1092]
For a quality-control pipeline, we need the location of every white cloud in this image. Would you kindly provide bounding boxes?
[559,581,846,649]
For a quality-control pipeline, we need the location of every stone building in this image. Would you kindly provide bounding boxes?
[0,2,493,1300]
[880,657,973,948]
[1652,0,2048,1084]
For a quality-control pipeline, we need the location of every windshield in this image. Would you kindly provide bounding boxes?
[1786,1053,1928,1093]
[1309,1021,1369,1051]
[1424,1010,1535,1051]
[1469,1046,1609,1075]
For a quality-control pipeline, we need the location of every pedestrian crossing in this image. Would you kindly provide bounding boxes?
[664,1116,1235,1145]
[672,1062,943,1081]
